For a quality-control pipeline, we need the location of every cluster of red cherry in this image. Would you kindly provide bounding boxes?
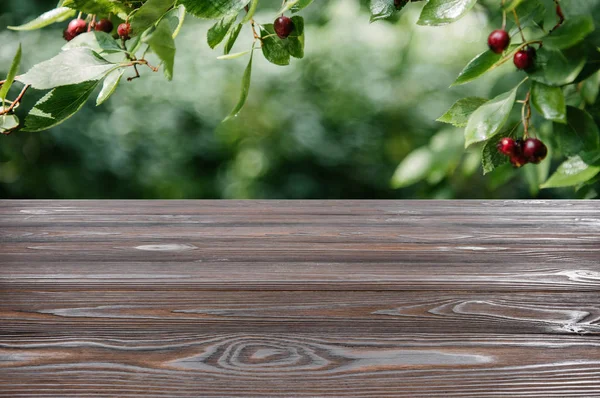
[487,29,547,167]
[497,137,548,167]
[63,18,131,42]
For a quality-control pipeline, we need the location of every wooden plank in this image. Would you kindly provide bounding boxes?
[1,290,599,335]
[1,334,600,397]
[1,200,600,396]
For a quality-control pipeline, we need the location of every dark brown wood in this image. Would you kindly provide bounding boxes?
[1,200,599,396]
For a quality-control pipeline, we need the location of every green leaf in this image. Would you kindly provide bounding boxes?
[528,46,587,86]
[260,24,290,66]
[437,97,487,127]
[370,0,404,23]
[224,23,243,55]
[22,80,100,132]
[0,45,22,102]
[143,19,176,81]
[18,48,116,90]
[530,81,566,123]
[207,13,237,49]
[223,46,254,122]
[130,0,176,36]
[553,106,600,155]
[180,0,249,19]
[62,0,130,19]
[581,71,600,104]
[481,124,519,174]
[96,68,124,105]
[163,5,187,39]
[241,0,258,23]
[541,155,600,188]
[543,16,595,50]
[62,31,124,54]
[8,7,75,31]
[391,147,434,188]
[284,16,305,59]
[451,50,503,86]
[417,0,478,26]
[464,85,520,148]
[0,114,20,133]
[291,0,314,12]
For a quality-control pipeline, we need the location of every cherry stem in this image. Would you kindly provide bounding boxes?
[512,9,526,43]
[521,90,531,137]
[0,84,30,116]
[88,15,96,32]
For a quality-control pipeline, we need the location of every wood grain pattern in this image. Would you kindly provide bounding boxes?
[1,200,600,396]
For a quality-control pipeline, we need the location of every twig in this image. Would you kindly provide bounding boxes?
[549,0,565,34]
[0,84,30,116]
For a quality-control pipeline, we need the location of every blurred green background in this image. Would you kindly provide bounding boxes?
[0,0,595,199]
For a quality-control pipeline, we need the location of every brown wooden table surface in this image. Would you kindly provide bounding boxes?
[1,200,599,397]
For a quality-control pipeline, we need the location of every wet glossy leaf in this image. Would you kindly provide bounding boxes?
[541,155,600,188]
[418,0,478,26]
[464,85,519,148]
[531,81,566,123]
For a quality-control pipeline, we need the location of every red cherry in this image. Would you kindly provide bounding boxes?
[506,139,527,168]
[497,137,518,156]
[63,18,87,41]
[95,19,114,34]
[522,138,548,164]
[274,16,294,39]
[117,23,131,39]
[488,30,510,54]
[514,47,536,70]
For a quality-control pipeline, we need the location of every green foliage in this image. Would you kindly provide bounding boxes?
[2,0,600,197]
